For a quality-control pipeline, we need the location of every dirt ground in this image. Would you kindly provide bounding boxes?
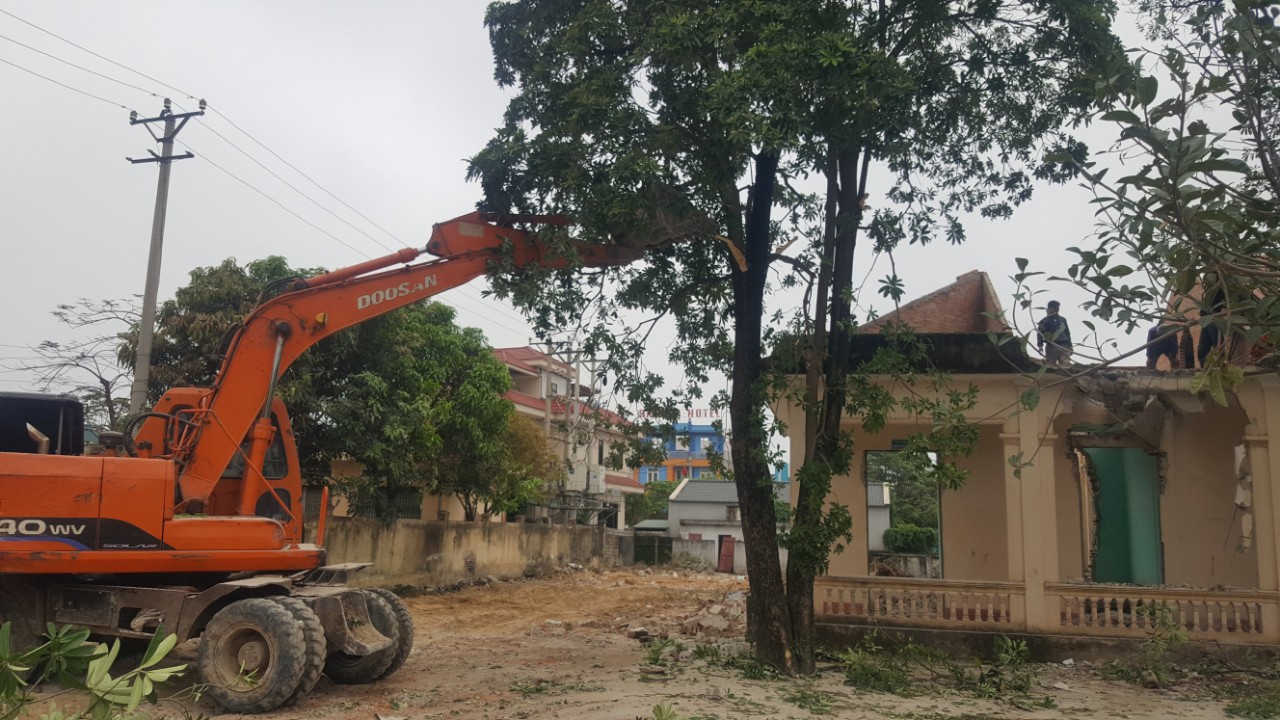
[157,567,1249,720]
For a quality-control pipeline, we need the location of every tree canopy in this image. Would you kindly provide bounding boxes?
[474,0,1122,672]
[1045,0,1279,399]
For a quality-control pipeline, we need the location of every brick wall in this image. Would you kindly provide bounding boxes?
[862,270,1006,334]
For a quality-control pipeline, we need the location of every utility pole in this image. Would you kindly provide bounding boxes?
[127,98,205,415]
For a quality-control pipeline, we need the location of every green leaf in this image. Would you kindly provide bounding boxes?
[1101,109,1141,124]
[138,630,176,670]
[1018,387,1041,411]
[1187,158,1249,175]
[1136,76,1158,105]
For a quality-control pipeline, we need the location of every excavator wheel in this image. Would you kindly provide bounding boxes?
[364,588,415,680]
[323,590,400,684]
[198,598,308,714]
[268,596,327,706]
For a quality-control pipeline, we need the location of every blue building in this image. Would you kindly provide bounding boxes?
[638,422,729,484]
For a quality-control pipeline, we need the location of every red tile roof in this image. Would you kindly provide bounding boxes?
[505,390,559,413]
[502,391,631,427]
[493,346,573,375]
[606,474,642,489]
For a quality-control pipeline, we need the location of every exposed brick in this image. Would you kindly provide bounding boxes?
[860,270,1007,334]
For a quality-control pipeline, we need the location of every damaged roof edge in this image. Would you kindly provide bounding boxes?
[771,332,1041,375]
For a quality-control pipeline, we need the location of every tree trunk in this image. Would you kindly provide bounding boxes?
[784,146,865,672]
[729,151,797,672]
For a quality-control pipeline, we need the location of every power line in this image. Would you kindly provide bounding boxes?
[0,10,535,336]
[0,54,133,110]
[190,114,536,330]
[178,139,372,259]
[0,7,194,99]
[192,118,397,253]
[176,139,533,336]
[207,106,406,249]
[0,31,160,99]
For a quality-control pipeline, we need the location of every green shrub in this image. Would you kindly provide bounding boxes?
[841,649,911,693]
[1,621,187,720]
[839,631,911,694]
[882,524,938,554]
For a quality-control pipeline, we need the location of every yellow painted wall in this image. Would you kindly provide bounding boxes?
[1162,400,1257,588]
[944,423,1010,581]
[783,373,1268,592]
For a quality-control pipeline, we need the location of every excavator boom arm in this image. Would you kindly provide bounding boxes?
[173,213,638,506]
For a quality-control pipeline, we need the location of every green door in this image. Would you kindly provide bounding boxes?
[1085,448,1164,585]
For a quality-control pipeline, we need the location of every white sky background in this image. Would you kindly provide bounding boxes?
[0,1,1149,424]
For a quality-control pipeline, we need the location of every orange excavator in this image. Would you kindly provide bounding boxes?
[0,213,639,713]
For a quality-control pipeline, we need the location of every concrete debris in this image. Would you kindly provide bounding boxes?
[682,612,730,635]
[618,585,748,647]
[1062,658,1076,667]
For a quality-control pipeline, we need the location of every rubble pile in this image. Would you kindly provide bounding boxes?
[619,588,749,648]
[679,590,747,638]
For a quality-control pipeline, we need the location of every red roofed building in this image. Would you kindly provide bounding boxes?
[493,346,642,528]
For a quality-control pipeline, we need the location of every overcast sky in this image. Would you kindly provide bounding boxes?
[0,1,1144,414]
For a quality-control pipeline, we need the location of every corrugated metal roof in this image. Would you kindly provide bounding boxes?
[633,519,670,531]
[670,480,739,504]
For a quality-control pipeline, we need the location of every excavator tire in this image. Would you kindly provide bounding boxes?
[268,596,326,706]
[198,598,308,714]
[364,587,415,680]
[323,590,400,684]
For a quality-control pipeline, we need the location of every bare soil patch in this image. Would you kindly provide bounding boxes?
[167,567,1243,720]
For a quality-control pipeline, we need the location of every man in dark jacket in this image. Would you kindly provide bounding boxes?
[1146,322,1180,369]
[1037,300,1072,367]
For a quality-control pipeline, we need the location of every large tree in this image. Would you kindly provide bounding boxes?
[415,311,519,521]
[472,0,1121,671]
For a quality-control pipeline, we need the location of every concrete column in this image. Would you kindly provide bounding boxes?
[1238,377,1280,642]
[1012,383,1061,633]
[1239,379,1277,588]
[1001,418,1028,631]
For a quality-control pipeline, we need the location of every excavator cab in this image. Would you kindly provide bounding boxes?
[0,391,85,456]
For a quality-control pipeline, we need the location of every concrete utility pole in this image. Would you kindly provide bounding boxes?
[127,98,205,415]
